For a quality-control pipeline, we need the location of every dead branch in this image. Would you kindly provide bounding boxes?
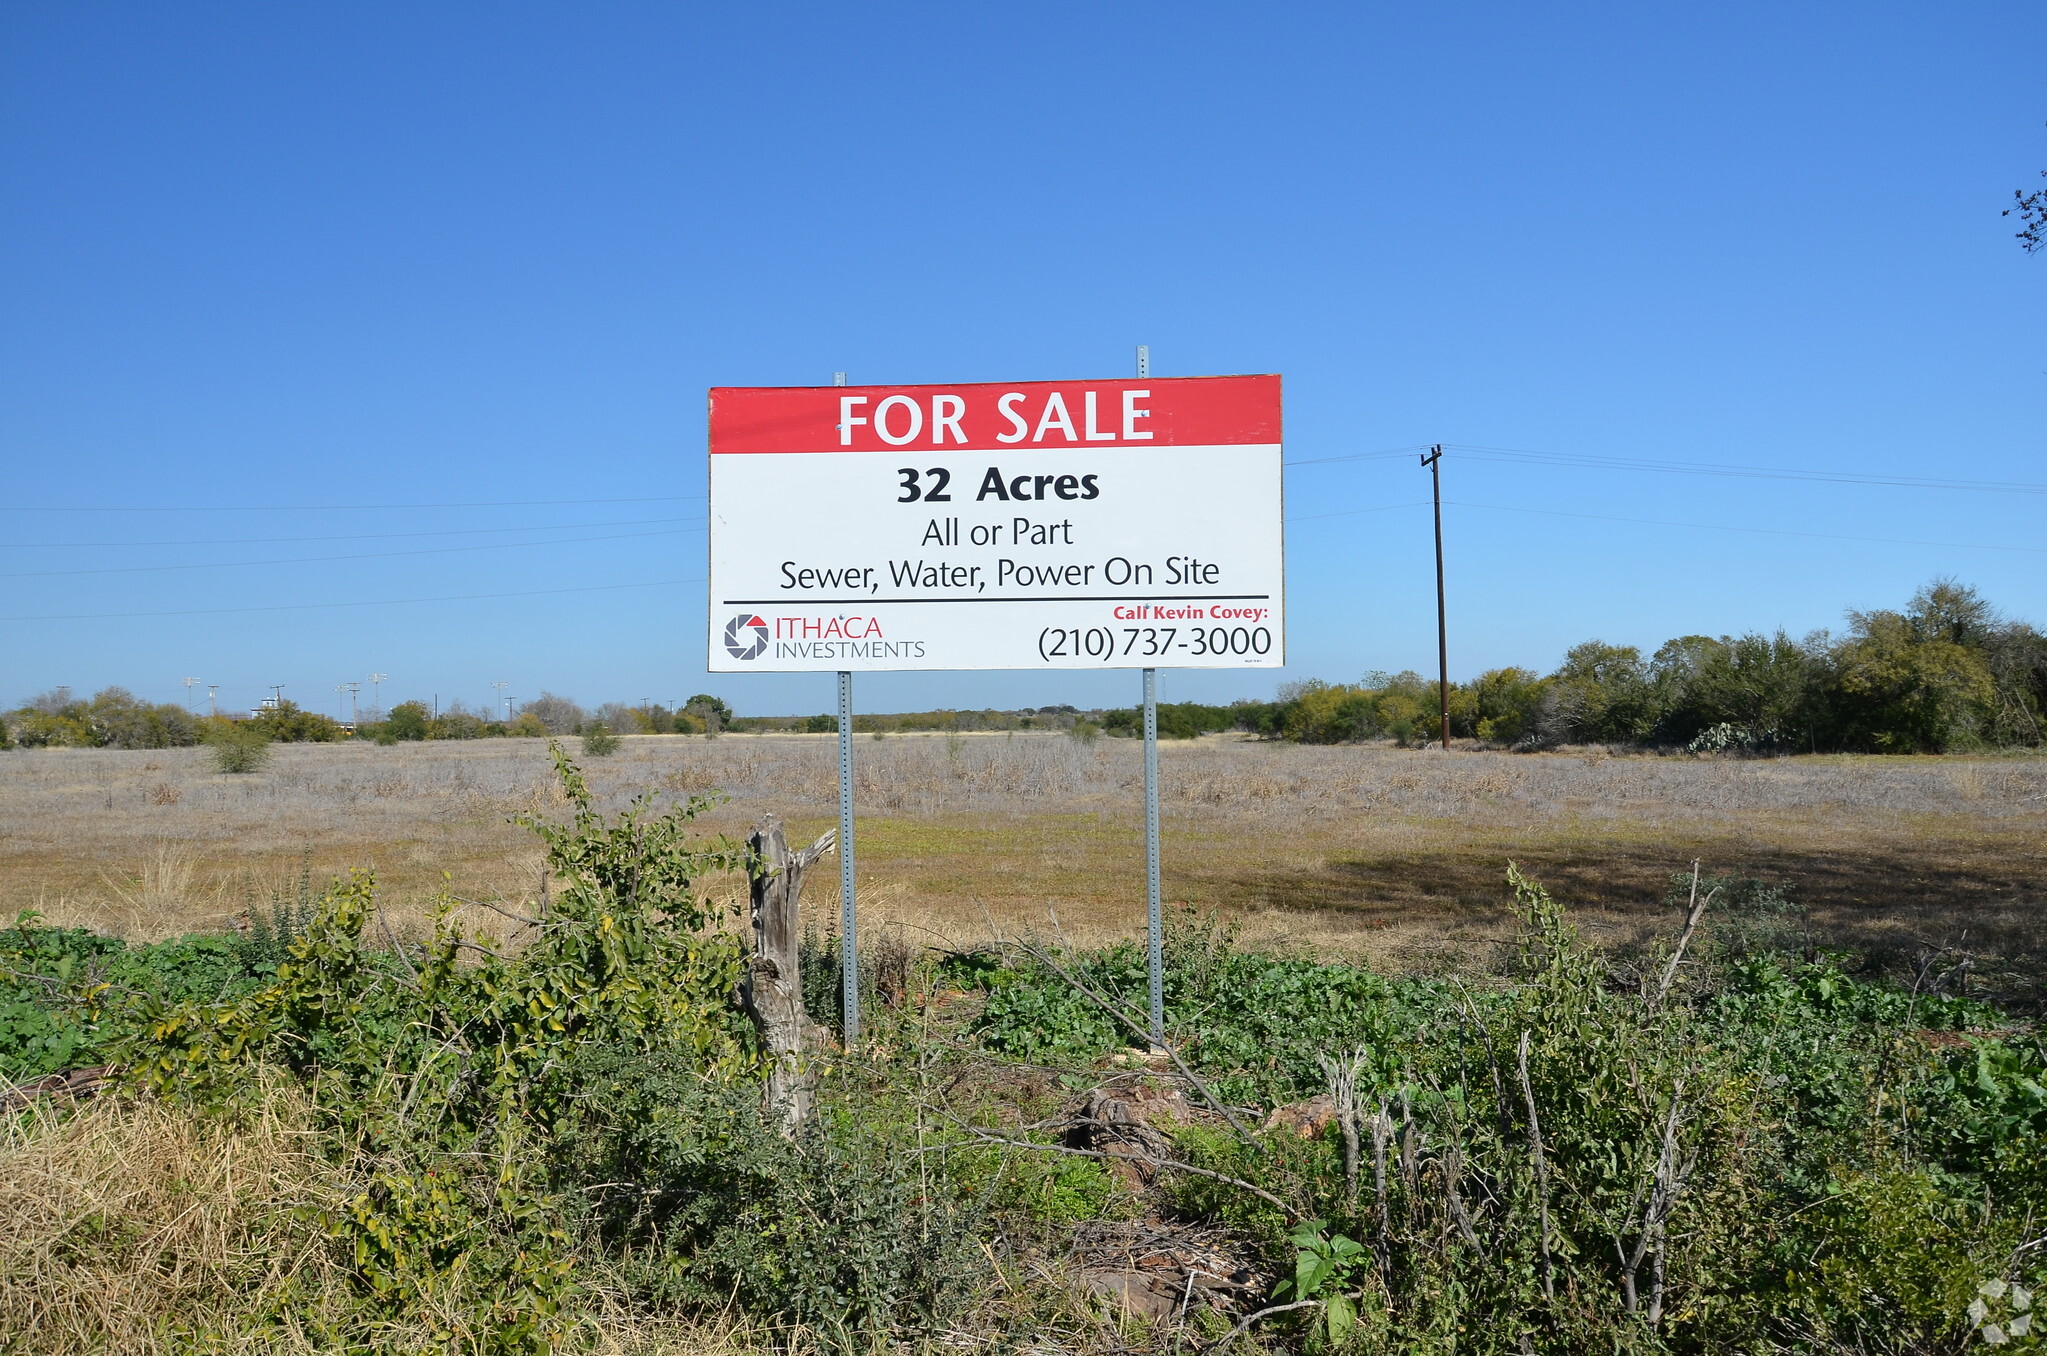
[1518,1031,1556,1301]
[450,894,543,929]
[1317,1050,1367,1209]
[375,909,423,987]
[1370,1100,1392,1279]
[1011,936,1264,1149]
[789,827,837,871]
[1438,1137,1483,1251]
[1650,861,1718,1008]
[1619,1081,1697,1325]
[1206,1299,1323,1353]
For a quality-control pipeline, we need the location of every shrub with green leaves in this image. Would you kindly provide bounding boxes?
[203,720,271,773]
[580,720,621,756]
[7,767,2042,1353]
[75,744,750,1352]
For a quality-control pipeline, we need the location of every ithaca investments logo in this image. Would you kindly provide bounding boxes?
[723,613,770,660]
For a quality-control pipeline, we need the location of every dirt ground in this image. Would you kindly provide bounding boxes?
[3,733,2042,987]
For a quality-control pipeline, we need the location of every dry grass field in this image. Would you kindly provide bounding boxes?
[4,732,2043,984]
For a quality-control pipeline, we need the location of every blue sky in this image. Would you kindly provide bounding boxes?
[2,3,2042,720]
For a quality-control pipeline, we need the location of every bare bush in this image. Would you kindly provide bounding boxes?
[518,691,584,734]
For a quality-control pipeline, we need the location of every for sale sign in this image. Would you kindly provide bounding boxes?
[706,374,1284,672]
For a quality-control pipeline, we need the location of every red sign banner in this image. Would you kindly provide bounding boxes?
[709,374,1280,456]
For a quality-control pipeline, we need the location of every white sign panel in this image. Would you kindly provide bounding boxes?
[707,375,1284,672]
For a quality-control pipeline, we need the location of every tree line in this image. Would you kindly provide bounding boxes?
[8,580,2040,757]
[1250,579,2046,753]
[1092,580,2045,754]
[0,689,738,749]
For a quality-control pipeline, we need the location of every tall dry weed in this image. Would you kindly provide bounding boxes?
[93,839,226,939]
[0,1091,801,1355]
[0,1087,341,1354]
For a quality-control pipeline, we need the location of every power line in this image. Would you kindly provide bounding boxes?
[0,514,703,549]
[1440,443,2047,496]
[1284,445,1434,468]
[1287,440,2047,496]
[0,525,705,579]
[0,493,708,514]
[1,577,704,623]
[1282,496,2044,554]
[1290,500,1434,521]
[1444,499,2047,555]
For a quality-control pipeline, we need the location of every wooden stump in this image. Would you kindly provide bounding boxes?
[737,814,835,1136]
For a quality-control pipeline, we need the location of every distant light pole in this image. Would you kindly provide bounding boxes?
[492,681,510,723]
[206,685,219,718]
[368,673,387,719]
[182,676,201,711]
[334,683,349,722]
[1421,445,1450,750]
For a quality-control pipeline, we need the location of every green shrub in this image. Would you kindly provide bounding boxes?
[247,697,343,743]
[384,700,430,740]
[85,687,204,748]
[204,721,271,773]
[92,744,750,1352]
[564,1051,988,1339]
[580,721,621,756]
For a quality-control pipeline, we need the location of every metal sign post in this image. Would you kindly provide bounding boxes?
[1143,666,1163,1045]
[838,667,858,1045]
[832,370,861,1047]
[1135,344,1165,1047]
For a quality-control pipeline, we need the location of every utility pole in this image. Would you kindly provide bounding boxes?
[345,682,361,726]
[492,681,509,723]
[1421,445,1450,750]
[269,684,285,713]
[334,683,349,722]
[182,676,201,711]
[368,673,387,719]
[207,685,218,718]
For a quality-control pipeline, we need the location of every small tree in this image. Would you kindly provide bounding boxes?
[520,692,585,735]
[249,698,344,743]
[1545,641,1655,744]
[1471,667,1548,744]
[581,721,621,757]
[684,693,733,733]
[205,720,272,773]
[384,701,430,741]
